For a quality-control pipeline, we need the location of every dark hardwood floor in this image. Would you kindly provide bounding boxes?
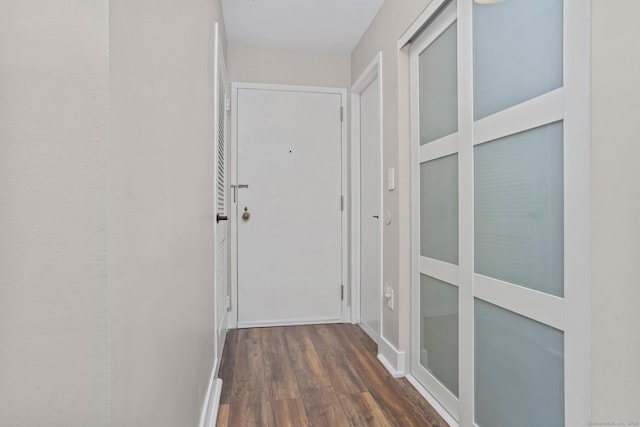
[216,323,449,427]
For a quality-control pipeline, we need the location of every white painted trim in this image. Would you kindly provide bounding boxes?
[229,82,349,327]
[352,52,382,93]
[377,336,405,378]
[474,274,566,330]
[420,256,459,287]
[237,318,343,329]
[406,375,459,427]
[229,80,239,330]
[358,322,380,345]
[216,310,228,373]
[473,88,564,146]
[359,321,380,345]
[350,52,384,342]
[563,1,592,425]
[409,2,461,422]
[419,133,458,163]
[456,1,474,424]
[199,363,223,427]
[398,0,453,49]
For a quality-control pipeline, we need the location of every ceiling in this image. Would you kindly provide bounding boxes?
[221,0,385,54]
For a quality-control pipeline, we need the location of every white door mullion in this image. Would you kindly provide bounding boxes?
[420,256,459,287]
[419,133,459,163]
[563,0,592,425]
[473,88,564,146]
[457,0,474,425]
[474,274,565,331]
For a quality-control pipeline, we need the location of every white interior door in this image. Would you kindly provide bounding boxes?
[213,23,229,362]
[235,86,344,327]
[359,77,382,340]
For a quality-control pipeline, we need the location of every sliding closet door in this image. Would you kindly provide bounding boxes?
[410,0,591,425]
[410,1,461,417]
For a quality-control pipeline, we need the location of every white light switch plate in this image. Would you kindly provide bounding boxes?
[387,168,395,191]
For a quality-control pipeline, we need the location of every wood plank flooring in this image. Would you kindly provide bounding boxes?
[217,324,449,427]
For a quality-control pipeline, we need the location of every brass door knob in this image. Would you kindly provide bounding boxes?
[242,207,251,220]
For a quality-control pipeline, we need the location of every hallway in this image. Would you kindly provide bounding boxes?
[216,324,447,427]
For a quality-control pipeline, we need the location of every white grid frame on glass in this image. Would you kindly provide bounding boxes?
[410,0,462,419]
[409,0,591,426]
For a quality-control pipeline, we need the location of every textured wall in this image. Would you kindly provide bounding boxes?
[228,45,350,88]
[108,0,227,426]
[0,1,109,426]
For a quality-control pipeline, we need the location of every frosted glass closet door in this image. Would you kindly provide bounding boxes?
[473,1,565,426]
[411,1,461,413]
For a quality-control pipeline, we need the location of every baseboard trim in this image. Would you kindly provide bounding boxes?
[405,374,458,427]
[237,318,343,328]
[199,372,223,427]
[216,314,228,376]
[377,336,405,378]
[358,322,380,345]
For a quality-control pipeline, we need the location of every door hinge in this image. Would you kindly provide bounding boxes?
[340,195,344,211]
[341,285,344,300]
[224,97,231,112]
[340,106,344,122]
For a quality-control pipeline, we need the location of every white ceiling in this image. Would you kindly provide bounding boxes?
[221,0,385,54]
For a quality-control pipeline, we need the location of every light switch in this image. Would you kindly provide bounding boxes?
[387,168,395,191]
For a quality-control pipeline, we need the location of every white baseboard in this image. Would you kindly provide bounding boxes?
[405,374,458,427]
[237,317,343,328]
[377,336,405,378]
[216,314,228,376]
[358,322,380,344]
[199,373,223,427]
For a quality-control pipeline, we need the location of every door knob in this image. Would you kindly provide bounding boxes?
[373,215,379,219]
[242,207,251,220]
[216,214,228,223]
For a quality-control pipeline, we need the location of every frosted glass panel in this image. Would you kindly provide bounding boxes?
[475,122,563,296]
[474,0,563,120]
[419,22,458,145]
[420,275,458,397]
[421,154,458,265]
[475,300,564,427]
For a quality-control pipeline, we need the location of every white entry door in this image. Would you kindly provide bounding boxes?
[234,85,345,327]
[359,77,382,339]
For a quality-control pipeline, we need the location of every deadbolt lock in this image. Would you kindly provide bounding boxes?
[242,207,251,221]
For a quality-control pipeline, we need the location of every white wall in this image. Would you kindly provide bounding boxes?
[108,0,227,425]
[350,0,431,354]
[591,0,640,422]
[0,1,110,426]
[228,45,350,88]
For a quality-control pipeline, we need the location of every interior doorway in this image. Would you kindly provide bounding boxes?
[351,53,383,343]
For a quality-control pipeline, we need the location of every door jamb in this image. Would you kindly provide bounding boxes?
[350,52,384,342]
[229,82,350,328]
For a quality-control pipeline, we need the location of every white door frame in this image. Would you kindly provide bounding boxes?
[229,82,350,328]
[350,52,384,343]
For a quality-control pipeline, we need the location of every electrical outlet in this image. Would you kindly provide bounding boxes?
[385,285,394,310]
